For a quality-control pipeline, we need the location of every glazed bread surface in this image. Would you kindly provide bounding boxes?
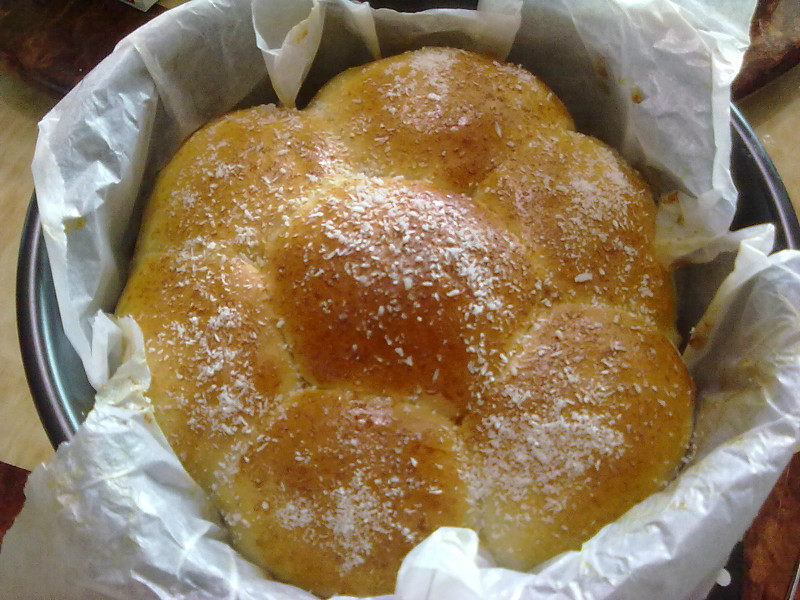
[116,47,694,597]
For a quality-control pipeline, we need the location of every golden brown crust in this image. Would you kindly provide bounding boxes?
[474,130,675,334]
[214,389,473,597]
[268,174,552,418]
[308,47,574,192]
[116,46,694,596]
[135,105,344,266]
[462,303,693,569]
[116,249,301,487]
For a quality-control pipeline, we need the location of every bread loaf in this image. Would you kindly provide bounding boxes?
[116,47,694,597]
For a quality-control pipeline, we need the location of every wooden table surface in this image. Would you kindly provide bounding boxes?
[0,72,58,470]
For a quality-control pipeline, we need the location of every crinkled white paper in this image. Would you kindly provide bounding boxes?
[4,1,800,599]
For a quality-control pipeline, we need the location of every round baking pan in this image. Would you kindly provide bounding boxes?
[15,105,800,598]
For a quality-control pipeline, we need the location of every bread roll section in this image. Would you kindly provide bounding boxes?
[462,303,693,569]
[116,47,694,596]
[135,105,344,266]
[269,174,551,418]
[116,249,301,488]
[474,130,675,335]
[308,47,574,191]
[215,390,472,597]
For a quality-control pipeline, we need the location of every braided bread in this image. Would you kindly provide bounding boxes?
[116,47,693,597]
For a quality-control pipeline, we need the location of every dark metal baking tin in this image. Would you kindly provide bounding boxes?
[16,201,95,447]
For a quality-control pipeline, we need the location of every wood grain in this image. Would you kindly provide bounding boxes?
[0,72,57,470]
